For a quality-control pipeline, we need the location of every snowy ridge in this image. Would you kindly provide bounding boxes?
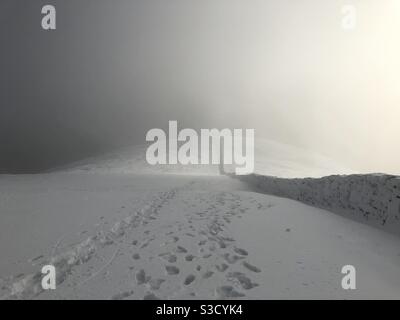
[237,173,400,234]
[60,138,353,178]
[60,144,220,176]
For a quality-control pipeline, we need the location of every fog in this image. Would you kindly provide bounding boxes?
[2,0,400,174]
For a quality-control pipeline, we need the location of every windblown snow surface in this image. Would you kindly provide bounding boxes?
[60,138,354,178]
[1,140,400,300]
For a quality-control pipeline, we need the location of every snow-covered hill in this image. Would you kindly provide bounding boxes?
[60,143,220,176]
[2,139,400,300]
[61,138,354,178]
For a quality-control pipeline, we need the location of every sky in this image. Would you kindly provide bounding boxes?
[1,0,400,174]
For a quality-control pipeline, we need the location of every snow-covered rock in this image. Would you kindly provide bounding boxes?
[238,173,400,234]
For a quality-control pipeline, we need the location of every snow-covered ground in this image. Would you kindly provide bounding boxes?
[1,140,399,299]
[238,173,400,235]
[60,138,354,178]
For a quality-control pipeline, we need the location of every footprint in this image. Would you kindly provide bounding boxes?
[196,265,202,271]
[111,290,134,300]
[215,286,245,298]
[143,292,160,300]
[132,253,140,260]
[202,270,214,279]
[165,265,180,275]
[203,253,212,259]
[198,240,206,246]
[176,246,188,253]
[183,274,196,286]
[234,247,248,256]
[185,254,195,262]
[218,241,227,249]
[222,253,245,264]
[242,261,261,273]
[216,263,229,272]
[136,269,150,285]
[227,272,259,290]
[159,253,177,263]
[147,278,165,290]
[140,241,150,248]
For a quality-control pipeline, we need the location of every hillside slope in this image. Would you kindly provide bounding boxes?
[61,138,353,178]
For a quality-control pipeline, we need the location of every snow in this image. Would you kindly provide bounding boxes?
[1,140,399,299]
[60,138,354,178]
[58,144,221,176]
[251,138,354,178]
[238,173,400,235]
